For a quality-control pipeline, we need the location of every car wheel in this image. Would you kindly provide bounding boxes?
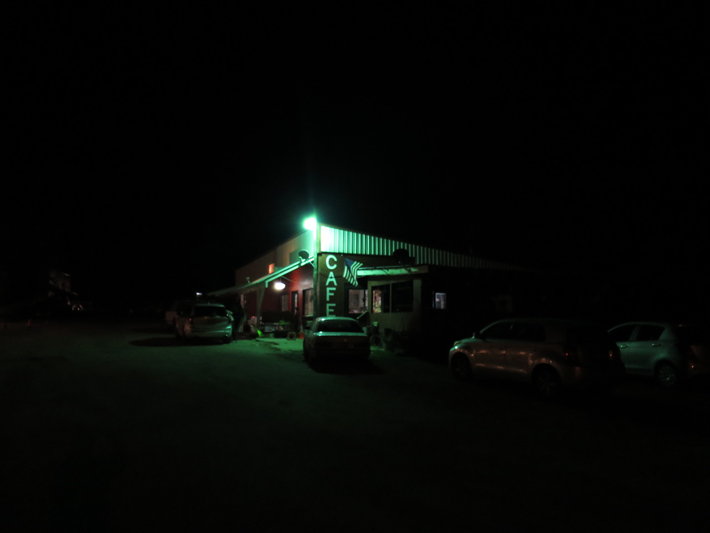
[304,347,318,367]
[305,346,321,368]
[533,366,562,399]
[450,353,472,381]
[655,362,679,388]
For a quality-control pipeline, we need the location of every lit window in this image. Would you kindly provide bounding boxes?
[372,286,390,313]
[268,263,276,274]
[348,289,368,314]
[433,292,447,310]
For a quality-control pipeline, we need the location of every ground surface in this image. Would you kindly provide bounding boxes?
[2,319,710,532]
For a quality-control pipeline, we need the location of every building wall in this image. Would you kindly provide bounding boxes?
[220,223,710,352]
[219,224,532,344]
[368,277,424,354]
[267,264,313,329]
[233,250,277,289]
[314,252,406,317]
[233,232,315,288]
[288,261,314,294]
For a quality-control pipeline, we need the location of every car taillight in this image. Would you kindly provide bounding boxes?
[608,345,621,362]
[562,346,580,366]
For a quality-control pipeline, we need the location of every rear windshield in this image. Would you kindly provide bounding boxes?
[677,325,709,344]
[317,320,362,333]
[193,306,228,318]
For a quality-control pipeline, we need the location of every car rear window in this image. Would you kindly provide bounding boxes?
[609,324,635,343]
[636,325,664,341]
[193,306,228,318]
[317,320,362,333]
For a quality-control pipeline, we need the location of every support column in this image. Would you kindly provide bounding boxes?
[256,284,266,331]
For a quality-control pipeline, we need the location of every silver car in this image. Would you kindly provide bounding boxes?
[174,302,234,344]
[449,318,625,398]
[608,321,710,387]
[165,299,191,329]
[303,316,370,366]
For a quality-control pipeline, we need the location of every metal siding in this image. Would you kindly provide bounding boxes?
[318,225,519,271]
[213,225,521,299]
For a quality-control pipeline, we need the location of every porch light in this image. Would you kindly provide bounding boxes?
[273,281,287,291]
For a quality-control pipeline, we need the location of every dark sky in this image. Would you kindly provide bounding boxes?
[5,4,707,302]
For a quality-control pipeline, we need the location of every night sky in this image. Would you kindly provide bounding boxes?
[5,5,706,305]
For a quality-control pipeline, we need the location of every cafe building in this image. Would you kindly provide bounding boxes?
[209,219,536,354]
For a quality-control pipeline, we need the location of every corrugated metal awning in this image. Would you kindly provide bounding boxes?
[319,224,525,271]
[356,265,430,277]
[208,256,315,297]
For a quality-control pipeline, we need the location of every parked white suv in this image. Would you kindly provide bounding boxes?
[449,318,625,398]
[174,302,234,344]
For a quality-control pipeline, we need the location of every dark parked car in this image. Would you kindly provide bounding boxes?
[608,321,710,387]
[448,318,625,398]
[303,316,370,366]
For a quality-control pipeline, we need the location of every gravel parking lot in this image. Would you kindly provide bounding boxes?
[3,319,710,532]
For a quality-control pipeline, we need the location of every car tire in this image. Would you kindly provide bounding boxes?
[532,366,562,399]
[450,353,472,381]
[304,346,318,367]
[305,348,321,368]
[655,362,679,388]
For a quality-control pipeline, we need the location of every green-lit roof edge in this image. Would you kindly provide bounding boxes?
[317,223,526,272]
[209,222,529,296]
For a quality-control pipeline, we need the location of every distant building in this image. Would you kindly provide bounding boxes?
[0,266,78,318]
[210,221,558,355]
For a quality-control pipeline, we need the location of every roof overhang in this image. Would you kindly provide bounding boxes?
[208,256,315,297]
[356,264,429,277]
